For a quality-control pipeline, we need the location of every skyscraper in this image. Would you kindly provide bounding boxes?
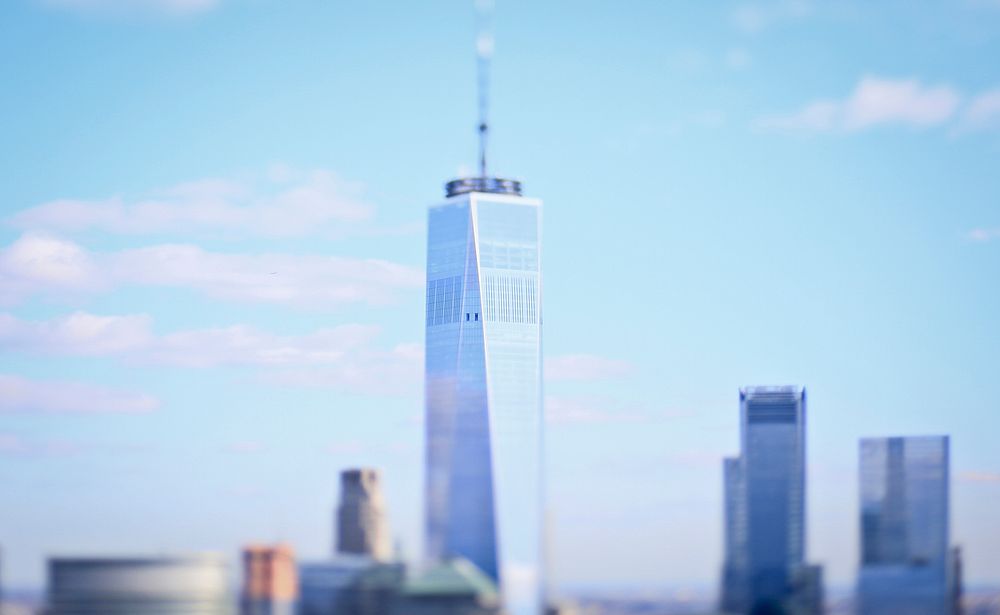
[241,544,297,615]
[742,386,806,608]
[424,177,543,615]
[337,468,392,561]
[719,456,746,613]
[719,386,816,614]
[857,436,952,615]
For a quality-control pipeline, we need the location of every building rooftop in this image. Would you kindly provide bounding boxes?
[402,558,498,599]
[445,176,522,198]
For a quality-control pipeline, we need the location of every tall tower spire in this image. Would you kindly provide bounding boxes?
[446,0,522,198]
[476,0,494,179]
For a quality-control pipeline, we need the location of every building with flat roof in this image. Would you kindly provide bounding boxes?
[337,468,392,561]
[857,435,953,615]
[47,554,230,615]
[240,544,296,615]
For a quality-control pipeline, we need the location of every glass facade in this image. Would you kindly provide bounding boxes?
[719,456,747,613]
[424,191,543,615]
[740,386,807,610]
[857,436,951,615]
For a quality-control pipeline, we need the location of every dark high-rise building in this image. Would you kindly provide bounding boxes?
[743,386,807,608]
[720,456,747,613]
[857,436,952,615]
[337,468,391,561]
[719,387,822,614]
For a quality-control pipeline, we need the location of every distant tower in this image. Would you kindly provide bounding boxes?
[719,387,820,614]
[337,468,391,561]
[857,436,952,615]
[719,457,746,613]
[241,544,297,615]
[742,386,807,609]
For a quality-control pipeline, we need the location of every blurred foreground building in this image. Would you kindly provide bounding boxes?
[857,436,960,615]
[47,554,229,614]
[424,177,544,615]
[394,558,501,615]
[298,556,374,615]
[241,544,296,615]
[718,386,824,614]
[337,469,391,561]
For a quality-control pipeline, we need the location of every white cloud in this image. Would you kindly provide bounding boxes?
[545,354,634,381]
[264,342,422,396]
[10,169,372,238]
[757,76,961,133]
[0,433,83,457]
[0,374,158,414]
[0,234,422,308]
[969,228,1000,242]
[725,48,752,70]
[0,312,422,395]
[959,89,1000,131]
[0,311,151,355]
[41,0,221,16]
[731,0,813,34]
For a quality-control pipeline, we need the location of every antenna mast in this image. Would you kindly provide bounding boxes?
[476,0,494,179]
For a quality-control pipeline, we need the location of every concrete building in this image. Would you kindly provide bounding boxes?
[337,468,392,561]
[47,554,230,614]
[241,544,296,615]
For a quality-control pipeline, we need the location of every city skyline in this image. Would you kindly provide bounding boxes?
[1,0,999,597]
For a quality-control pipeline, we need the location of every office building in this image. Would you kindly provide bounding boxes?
[857,436,952,615]
[337,468,392,561]
[720,456,747,613]
[241,544,296,615]
[47,554,230,614]
[719,386,821,614]
[298,556,373,615]
[424,175,544,615]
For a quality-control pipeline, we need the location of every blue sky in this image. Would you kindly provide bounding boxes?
[1,0,999,593]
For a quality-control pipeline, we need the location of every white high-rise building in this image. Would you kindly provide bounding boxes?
[424,176,544,615]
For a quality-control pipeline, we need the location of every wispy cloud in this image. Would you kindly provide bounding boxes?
[731,0,813,34]
[0,233,422,308]
[958,89,1000,132]
[545,395,686,426]
[957,471,1000,484]
[545,354,634,381]
[10,168,372,238]
[968,228,1000,242]
[0,433,84,457]
[0,374,158,415]
[0,312,422,395]
[226,441,266,454]
[40,0,221,17]
[756,76,961,133]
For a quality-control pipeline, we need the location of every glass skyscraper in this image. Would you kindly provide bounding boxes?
[424,177,543,615]
[857,436,952,615]
[720,386,810,614]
